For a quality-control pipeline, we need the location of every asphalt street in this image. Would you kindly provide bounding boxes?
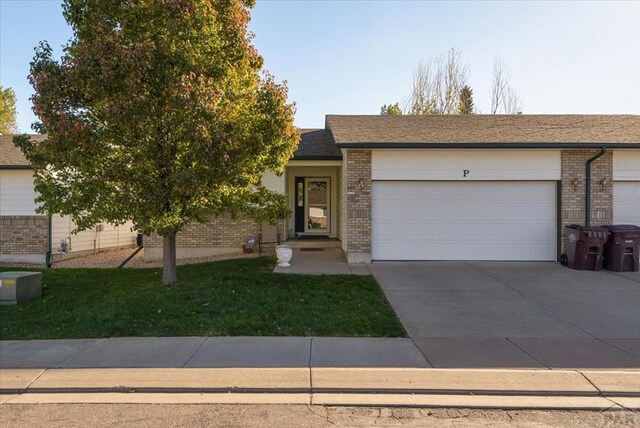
[1,404,637,428]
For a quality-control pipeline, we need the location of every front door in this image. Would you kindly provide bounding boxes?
[296,177,330,235]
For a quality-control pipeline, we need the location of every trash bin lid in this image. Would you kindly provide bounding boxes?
[601,224,640,231]
[566,224,610,232]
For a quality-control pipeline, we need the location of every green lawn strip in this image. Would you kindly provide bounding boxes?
[0,257,405,339]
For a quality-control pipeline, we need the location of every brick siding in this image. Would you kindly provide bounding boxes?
[145,217,286,254]
[345,150,372,262]
[560,150,613,252]
[0,215,48,254]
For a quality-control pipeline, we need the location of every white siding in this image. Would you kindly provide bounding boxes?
[261,170,285,193]
[0,170,39,215]
[613,150,640,181]
[51,215,137,254]
[371,150,561,181]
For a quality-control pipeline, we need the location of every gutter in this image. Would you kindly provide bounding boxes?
[335,142,640,149]
[0,165,31,170]
[291,156,343,161]
[585,147,607,227]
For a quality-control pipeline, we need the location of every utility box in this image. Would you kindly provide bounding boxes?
[0,272,43,306]
[602,225,640,272]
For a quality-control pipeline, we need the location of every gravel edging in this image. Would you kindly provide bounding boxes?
[0,247,265,270]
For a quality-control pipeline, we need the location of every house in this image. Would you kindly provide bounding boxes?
[0,135,138,265]
[144,114,640,263]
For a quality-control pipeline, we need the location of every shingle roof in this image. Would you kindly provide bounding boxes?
[326,115,640,145]
[0,134,45,167]
[293,129,342,160]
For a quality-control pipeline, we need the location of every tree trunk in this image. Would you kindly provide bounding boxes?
[162,229,178,285]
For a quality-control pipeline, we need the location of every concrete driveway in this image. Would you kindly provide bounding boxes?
[370,262,640,369]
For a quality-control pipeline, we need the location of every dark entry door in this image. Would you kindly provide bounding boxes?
[294,177,305,233]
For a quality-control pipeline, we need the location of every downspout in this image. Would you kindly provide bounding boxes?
[45,215,52,268]
[585,147,607,227]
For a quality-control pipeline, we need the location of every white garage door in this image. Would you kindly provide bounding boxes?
[614,182,640,225]
[372,181,557,261]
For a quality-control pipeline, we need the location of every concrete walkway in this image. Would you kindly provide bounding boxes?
[273,248,370,275]
[0,337,426,369]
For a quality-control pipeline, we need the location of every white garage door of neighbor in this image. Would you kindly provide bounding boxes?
[614,182,640,225]
[372,181,557,261]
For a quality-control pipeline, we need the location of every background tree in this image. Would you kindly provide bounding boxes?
[490,56,522,114]
[16,0,298,284]
[380,102,402,116]
[406,48,469,115]
[0,86,18,134]
[458,85,474,114]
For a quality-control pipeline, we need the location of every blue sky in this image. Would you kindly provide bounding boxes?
[1,1,639,132]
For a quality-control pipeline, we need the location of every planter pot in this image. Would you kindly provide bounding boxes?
[276,245,293,267]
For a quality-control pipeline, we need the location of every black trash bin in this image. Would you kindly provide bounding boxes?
[601,225,640,272]
[561,224,610,271]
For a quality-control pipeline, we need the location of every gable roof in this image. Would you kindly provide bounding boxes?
[326,115,640,147]
[292,129,342,160]
[0,134,46,168]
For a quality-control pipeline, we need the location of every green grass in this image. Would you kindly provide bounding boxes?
[0,257,405,339]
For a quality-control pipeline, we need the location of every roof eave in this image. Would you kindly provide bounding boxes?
[291,155,343,161]
[0,165,31,170]
[336,142,640,149]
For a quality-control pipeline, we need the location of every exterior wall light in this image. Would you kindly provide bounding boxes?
[357,178,365,190]
[599,178,608,190]
[571,178,579,192]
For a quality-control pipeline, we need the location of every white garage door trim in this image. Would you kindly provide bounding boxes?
[372,181,557,261]
[372,150,561,181]
[613,182,640,225]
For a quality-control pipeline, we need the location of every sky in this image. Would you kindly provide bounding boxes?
[1,0,639,133]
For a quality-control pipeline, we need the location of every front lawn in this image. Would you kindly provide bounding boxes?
[0,257,404,339]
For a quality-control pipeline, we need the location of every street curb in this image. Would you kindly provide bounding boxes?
[1,367,638,410]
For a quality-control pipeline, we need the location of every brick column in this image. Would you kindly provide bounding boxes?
[560,150,613,253]
[346,150,372,263]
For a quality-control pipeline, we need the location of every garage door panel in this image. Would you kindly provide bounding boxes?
[614,182,640,225]
[372,181,556,261]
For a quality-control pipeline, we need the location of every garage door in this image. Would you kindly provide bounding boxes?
[372,181,557,261]
[614,182,640,225]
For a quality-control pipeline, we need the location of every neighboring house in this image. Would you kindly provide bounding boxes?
[145,114,640,263]
[0,135,137,264]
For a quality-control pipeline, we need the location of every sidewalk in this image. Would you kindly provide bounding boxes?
[1,337,639,410]
[0,337,426,369]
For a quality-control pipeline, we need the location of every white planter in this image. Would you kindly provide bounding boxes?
[276,245,293,267]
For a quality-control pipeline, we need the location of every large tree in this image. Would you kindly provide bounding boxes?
[0,86,17,134]
[490,56,522,114]
[407,48,469,115]
[16,0,298,284]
